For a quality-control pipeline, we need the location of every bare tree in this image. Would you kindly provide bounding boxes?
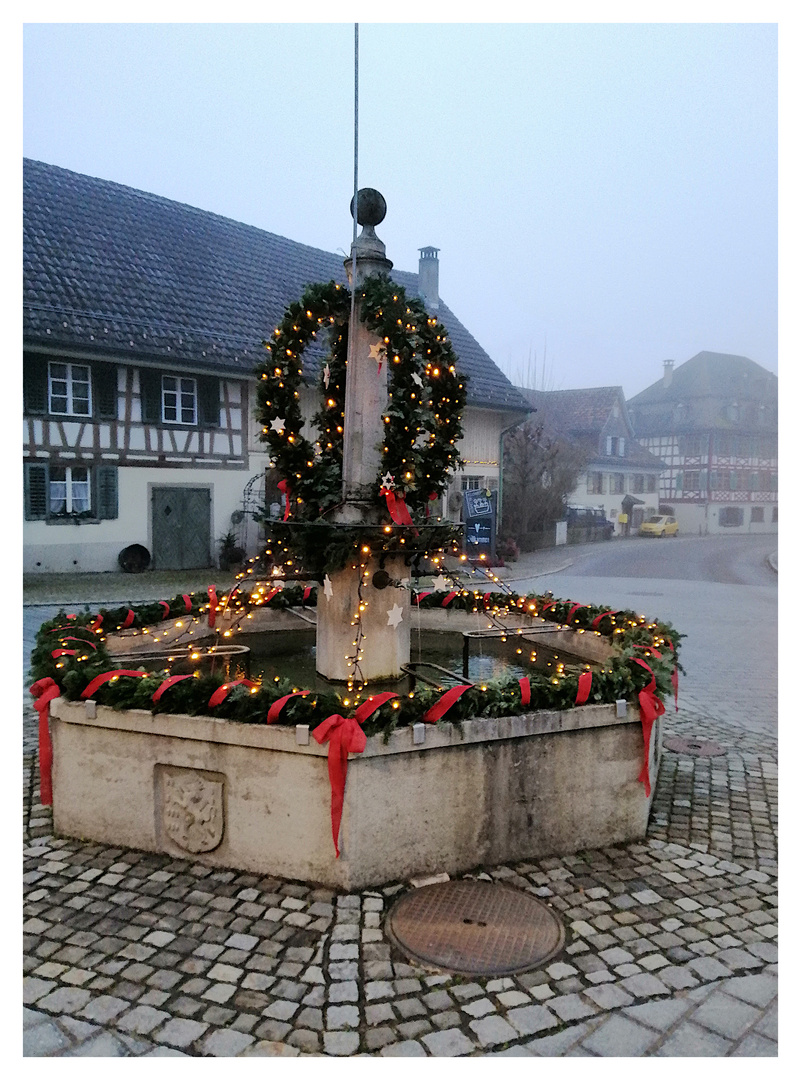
[501,421,587,543]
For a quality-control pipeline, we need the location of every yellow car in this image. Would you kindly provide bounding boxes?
[639,515,679,537]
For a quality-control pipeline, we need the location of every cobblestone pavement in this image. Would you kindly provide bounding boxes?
[22,553,780,1058]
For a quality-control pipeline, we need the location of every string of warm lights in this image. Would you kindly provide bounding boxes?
[32,573,683,737]
[255,273,467,535]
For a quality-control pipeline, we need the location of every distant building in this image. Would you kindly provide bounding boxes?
[517,386,665,535]
[23,159,529,573]
[628,352,778,535]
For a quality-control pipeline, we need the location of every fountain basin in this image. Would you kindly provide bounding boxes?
[48,690,661,891]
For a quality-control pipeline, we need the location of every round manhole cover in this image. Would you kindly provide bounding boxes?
[664,736,725,757]
[385,879,565,977]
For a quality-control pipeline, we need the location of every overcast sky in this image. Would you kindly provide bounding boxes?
[22,17,778,399]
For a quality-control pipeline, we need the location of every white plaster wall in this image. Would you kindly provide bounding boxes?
[24,464,260,572]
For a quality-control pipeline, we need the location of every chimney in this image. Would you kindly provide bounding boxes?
[418,246,440,311]
[663,359,674,388]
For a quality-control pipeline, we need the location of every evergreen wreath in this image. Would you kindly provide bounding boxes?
[31,587,683,739]
[255,274,468,522]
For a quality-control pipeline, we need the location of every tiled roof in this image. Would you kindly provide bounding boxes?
[628,352,778,434]
[516,386,664,469]
[23,158,530,412]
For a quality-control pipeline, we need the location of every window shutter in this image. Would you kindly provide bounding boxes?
[198,376,220,427]
[23,354,48,415]
[96,465,119,520]
[140,369,161,423]
[94,362,118,420]
[24,463,48,519]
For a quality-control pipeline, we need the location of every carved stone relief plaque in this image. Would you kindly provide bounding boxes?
[156,765,225,853]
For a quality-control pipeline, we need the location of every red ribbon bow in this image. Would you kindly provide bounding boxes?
[423,683,473,723]
[267,690,310,724]
[380,486,415,528]
[207,586,218,628]
[152,674,196,704]
[278,479,291,521]
[632,658,666,797]
[354,692,398,723]
[30,677,61,806]
[122,609,135,629]
[591,610,619,629]
[208,679,259,707]
[81,670,148,699]
[312,714,367,857]
[159,601,170,620]
[519,676,531,708]
[575,670,592,705]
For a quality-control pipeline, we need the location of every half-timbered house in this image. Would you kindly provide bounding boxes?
[514,386,666,535]
[23,159,530,572]
[628,353,778,534]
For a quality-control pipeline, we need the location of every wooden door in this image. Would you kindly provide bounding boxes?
[151,486,211,570]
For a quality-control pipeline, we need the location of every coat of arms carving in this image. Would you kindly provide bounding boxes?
[161,767,225,853]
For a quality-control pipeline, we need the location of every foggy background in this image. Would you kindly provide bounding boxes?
[22,20,778,398]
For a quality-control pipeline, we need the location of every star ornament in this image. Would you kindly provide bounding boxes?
[380,472,395,491]
[270,416,286,434]
[412,372,424,388]
[431,574,452,592]
[387,603,404,628]
[323,363,331,389]
[323,575,334,602]
[369,342,385,372]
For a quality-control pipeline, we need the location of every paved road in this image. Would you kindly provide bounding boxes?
[23,537,780,1058]
[505,535,777,739]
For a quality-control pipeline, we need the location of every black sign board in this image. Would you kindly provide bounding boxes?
[463,488,497,559]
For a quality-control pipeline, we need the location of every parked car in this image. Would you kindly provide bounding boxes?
[566,506,615,540]
[638,515,678,537]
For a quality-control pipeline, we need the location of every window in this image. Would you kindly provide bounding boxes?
[719,506,744,527]
[751,507,764,523]
[632,474,645,494]
[606,436,625,457]
[678,435,704,457]
[140,369,219,427]
[24,463,118,522]
[683,471,700,490]
[611,473,625,494]
[462,476,482,491]
[162,375,197,425]
[646,475,657,493]
[587,471,604,494]
[49,466,91,515]
[772,507,778,523]
[48,362,91,417]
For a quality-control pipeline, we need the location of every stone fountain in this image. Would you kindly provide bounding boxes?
[41,191,667,890]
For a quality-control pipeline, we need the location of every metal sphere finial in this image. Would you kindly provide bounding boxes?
[350,188,387,227]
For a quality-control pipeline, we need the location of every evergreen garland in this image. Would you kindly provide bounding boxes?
[254,274,468,529]
[31,585,683,739]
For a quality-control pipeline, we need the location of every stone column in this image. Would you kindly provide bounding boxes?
[315,190,412,684]
[340,189,393,510]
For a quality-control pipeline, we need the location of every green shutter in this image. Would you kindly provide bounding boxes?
[96,465,119,520]
[140,369,161,423]
[198,376,220,427]
[94,362,118,420]
[23,354,48,415]
[24,463,48,519]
